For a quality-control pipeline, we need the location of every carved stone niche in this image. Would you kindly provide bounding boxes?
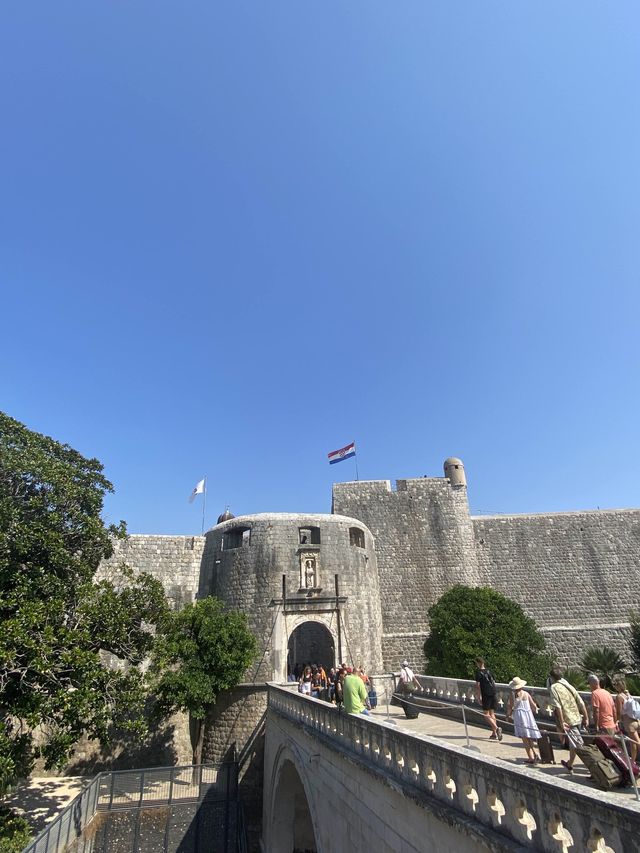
[299,552,320,592]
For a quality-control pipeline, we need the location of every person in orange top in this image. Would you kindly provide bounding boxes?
[587,674,616,735]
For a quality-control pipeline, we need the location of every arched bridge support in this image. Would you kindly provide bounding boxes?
[263,698,503,852]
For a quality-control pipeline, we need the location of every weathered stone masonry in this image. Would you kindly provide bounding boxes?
[101,464,640,674]
[94,461,640,780]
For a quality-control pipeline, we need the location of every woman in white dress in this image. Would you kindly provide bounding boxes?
[506,677,541,764]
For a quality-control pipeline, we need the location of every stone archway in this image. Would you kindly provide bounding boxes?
[270,758,317,853]
[288,621,335,676]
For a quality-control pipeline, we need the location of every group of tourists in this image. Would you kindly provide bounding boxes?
[292,662,375,714]
[292,654,640,780]
[475,658,640,772]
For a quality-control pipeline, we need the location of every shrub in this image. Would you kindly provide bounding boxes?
[561,667,588,691]
[424,585,550,685]
[580,646,627,690]
[0,809,31,853]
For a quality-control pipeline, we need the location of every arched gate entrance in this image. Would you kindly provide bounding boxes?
[287,621,335,677]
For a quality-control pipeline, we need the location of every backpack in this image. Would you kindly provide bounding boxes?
[622,694,640,720]
[576,745,623,791]
[477,669,496,695]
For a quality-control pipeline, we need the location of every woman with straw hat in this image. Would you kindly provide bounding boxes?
[506,677,542,765]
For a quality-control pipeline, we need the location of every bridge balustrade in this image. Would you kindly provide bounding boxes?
[268,683,640,853]
[397,673,592,725]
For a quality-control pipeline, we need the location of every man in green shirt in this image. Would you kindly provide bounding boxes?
[343,667,371,715]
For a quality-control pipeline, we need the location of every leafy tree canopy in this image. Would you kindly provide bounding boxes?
[0,808,31,853]
[152,597,257,764]
[0,412,169,790]
[424,585,549,685]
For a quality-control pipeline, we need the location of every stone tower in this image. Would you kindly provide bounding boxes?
[332,460,480,669]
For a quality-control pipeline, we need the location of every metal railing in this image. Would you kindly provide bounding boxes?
[22,762,243,853]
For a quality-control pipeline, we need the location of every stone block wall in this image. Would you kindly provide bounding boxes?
[201,513,384,680]
[541,625,633,666]
[202,684,269,848]
[473,510,640,663]
[332,478,480,670]
[100,534,205,609]
[383,633,428,673]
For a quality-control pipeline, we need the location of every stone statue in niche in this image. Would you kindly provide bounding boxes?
[300,554,317,589]
[305,559,316,588]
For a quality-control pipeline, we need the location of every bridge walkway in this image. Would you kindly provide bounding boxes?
[370,701,640,806]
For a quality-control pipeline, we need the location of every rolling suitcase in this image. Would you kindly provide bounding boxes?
[576,743,623,790]
[594,735,640,786]
[537,732,555,764]
[400,696,419,719]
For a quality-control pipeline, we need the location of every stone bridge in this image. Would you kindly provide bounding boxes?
[262,684,640,853]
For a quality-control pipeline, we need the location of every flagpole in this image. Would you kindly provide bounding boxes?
[201,476,207,535]
[354,443,359,481]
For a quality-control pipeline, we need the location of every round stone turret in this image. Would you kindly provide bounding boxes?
[444,457,466,488]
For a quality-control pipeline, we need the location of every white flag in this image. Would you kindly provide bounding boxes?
[188,478,206,503]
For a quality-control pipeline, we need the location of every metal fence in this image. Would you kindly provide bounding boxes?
[22,763,243,853]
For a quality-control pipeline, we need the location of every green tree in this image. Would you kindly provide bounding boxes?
[0,413,169,792]
[580,646,627,690]
[153,597,257,765]
[0,809,31,853]
[424,585,549,685]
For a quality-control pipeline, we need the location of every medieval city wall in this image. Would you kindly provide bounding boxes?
[473,509,640,662]
[99,534,205,610]
[59,534,207,773]
[81,477,640,782]
[332,477,481,670]
[332,477,640,669]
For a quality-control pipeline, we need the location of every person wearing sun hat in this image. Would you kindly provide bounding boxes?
[506,677,542,765]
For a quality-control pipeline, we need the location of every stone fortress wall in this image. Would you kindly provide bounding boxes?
[101,534,205,610]
[90,461,640,803]
[100,463,640,673]
[473,509,640,662]
[332,460,640,668]
[332,473,483,668]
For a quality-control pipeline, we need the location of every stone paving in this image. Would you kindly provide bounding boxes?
[370,700,640,807]
[3,776,92,835]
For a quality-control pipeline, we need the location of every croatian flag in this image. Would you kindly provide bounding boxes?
[328,442,356,465]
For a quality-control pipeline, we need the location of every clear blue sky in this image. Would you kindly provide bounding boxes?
[2,3,639,534]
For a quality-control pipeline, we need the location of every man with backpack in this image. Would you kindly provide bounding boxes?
[549,668,589,773]
[474,657,502,741]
